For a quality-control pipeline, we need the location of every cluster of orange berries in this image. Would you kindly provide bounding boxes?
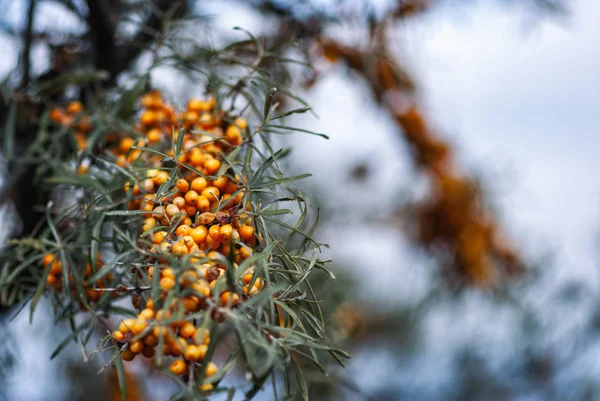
[112,298,217,391]
[41,253,112,303]
[107,90,245,169]
[117,172,263,388]
[49,101,93,151]
[48,90,264,391]
[131,173,255,258]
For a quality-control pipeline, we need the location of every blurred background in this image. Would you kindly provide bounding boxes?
[1,0,600,400]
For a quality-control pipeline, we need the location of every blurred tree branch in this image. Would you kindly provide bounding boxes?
[19,0,37,90]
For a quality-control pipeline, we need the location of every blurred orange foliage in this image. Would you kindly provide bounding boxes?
[318,39,522,286]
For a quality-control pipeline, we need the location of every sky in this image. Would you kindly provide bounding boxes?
[3,0,600,399]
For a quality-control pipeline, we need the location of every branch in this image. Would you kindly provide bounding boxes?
[85,0,120,76]
[19,0,37,90]
[317,38,523,285]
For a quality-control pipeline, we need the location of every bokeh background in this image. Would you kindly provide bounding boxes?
[1,0,600,400]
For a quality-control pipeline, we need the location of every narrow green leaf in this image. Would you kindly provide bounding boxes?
[114,351,129,401]
[268,107,311,121]
[263,87,277,121]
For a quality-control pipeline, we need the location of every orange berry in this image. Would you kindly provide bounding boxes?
[184,345,201,361]
[204,235,218,250]
[184,190,199,204]
[119,319,136,334]
[176,225,191,237]
[184,111,199,124]
[190,148,204,164]
[144,334,159,347]
[130,340,144,354]
[173,196,186,209]
[46,274,58,286]
[141,178,154,193]
[152,231,168,244]
[170,339,187,356]
[199,113,214,129]
[204,159,221,175]
[140,110,157,126]
[50,260,62,275]
[180,322,196,339]
[239,246,252,259]
[195,196,210,212]
[201,187,220,201]
[234,191,245,204]
[212,176,229,191]
[169,359,187,375]
[50,108,66,123]
[131,319,148,336]
[121,349,135,361]
[176,179,190,193]
[42,253,55,267]
[191,226,208,244]
[234,117,248,129]
[226,125,242,145]
[160,242,172,253]
[162,268,176,279]
[142,217,157,233]
[187,99,206,112]
[112,330,125,342]
[192,280,211,297]
[220,224,233,242]
[208,225,221,242]
[160,277,176,290]
[67,101,83,114]
[145,298,155,310]
[165,204,180,218]
[147,128,162,143]
[182,235,195,249]
[141,92,162,109]
[184,205,197,217]
[119,137,135,153]
[190,177,208,192]
[239,225,255,242]
[224,181,238,195]
[200,384,213,392]
[220,291,239,307]
[205,362,218,377]
[155,171,169,185]
[139,308,155,320]
[142,347,156,358]
[172,242,189,255]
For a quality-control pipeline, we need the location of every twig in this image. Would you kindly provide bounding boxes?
[92,285,151,293]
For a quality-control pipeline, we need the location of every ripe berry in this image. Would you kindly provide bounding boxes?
[121,349,135,361]
[169,359,187,375]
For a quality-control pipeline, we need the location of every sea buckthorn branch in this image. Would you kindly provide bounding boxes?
[0,74,345,399]
[315,37,523,287]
